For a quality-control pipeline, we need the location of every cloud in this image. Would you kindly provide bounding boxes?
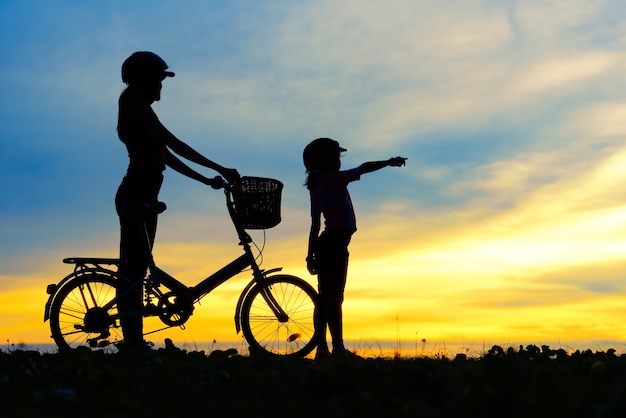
[513,0,606,44]
[510,52,618,98]
[150,0,519,149]
[568,100,626,139]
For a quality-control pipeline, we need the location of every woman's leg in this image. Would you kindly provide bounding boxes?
[117,212,156,348]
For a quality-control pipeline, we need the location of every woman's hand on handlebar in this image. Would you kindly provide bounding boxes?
[220,167,241,183]
[203,167,239,189]
[206,176,226,189]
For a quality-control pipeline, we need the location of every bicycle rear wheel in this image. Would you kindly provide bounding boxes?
[49,273,121,351]
[240,275,319,357]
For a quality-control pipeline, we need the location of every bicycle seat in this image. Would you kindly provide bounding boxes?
[63,257,120,265]
[119,201,167,216]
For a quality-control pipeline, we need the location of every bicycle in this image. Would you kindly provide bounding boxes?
[44,176,320,357]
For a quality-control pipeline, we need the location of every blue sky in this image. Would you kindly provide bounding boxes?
[3,0,626,346]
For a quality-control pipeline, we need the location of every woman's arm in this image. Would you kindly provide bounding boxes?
[164,150,222,188]
[148,118,240,182]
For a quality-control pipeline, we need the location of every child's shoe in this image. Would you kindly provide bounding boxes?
[314,347,331,360]
[331,349,363,360]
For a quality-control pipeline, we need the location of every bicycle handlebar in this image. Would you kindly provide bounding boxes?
[208,176,225,190]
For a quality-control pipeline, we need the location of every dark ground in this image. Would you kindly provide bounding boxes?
[2,344,626,418]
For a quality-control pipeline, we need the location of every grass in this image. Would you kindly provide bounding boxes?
[2,342,626,418]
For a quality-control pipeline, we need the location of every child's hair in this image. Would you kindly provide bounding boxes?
[304,172,318,190]
[303,138,346,190]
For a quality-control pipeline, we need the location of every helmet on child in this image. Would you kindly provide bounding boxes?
[121,51,175,85]
[303,138,347,171]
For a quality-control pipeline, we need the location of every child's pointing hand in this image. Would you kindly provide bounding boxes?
[389,156,407,167]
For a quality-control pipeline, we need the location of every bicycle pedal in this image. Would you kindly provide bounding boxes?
[96,340,111,348]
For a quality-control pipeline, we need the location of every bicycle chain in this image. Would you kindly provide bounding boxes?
[142,324,184,336]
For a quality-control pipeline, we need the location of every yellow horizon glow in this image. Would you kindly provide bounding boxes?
[5,145,626,351]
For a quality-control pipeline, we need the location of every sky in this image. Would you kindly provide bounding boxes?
[2,0,626,353]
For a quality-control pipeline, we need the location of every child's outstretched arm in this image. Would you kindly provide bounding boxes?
[358,156,407,174]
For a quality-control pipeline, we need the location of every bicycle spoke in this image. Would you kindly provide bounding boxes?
[49,274,122,351]
[241,275,318,357]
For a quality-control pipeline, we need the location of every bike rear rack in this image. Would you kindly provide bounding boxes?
[63,257,120,266]
[46,258,120,296]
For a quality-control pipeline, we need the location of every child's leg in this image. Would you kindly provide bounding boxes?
[327,250,348,353]
[317,230,350,354]
[326,287,345,353]
[315,280,329,353]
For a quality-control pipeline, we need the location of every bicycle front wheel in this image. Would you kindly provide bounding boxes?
[240,275,319,357]
[49,273,121,351]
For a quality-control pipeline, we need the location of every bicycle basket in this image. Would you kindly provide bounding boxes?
[232,177,283,229]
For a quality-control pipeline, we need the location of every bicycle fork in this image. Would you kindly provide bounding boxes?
[259,280,289,322]
[234,267,287,333]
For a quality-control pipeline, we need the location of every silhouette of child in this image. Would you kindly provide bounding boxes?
[303,137,406,359]
[115,51,239,350]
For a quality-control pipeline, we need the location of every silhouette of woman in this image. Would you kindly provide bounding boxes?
[115,51,239,349]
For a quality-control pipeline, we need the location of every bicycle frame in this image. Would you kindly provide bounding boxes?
[44,181,289,332]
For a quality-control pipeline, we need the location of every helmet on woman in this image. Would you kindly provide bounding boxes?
[121,51,175,85]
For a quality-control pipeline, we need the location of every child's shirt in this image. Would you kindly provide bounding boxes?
[310,168,361,233]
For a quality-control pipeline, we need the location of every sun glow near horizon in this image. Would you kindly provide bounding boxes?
[8,142,626,349]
